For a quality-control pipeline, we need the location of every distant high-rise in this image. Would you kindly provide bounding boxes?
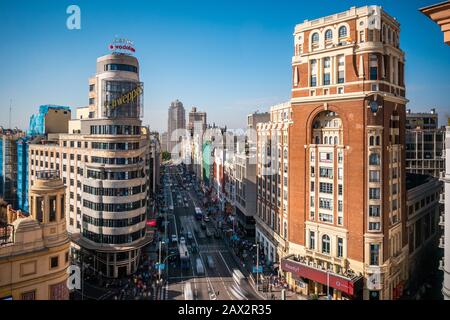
[188,107,207,135]
[167,99,186,154]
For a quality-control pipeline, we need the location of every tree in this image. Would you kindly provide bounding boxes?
[162,151,171,162]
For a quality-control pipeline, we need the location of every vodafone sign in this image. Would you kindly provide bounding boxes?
[109,38,135,54]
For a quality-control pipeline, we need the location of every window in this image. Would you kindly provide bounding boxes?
[323,72,331,85]
[309,231,315,250]
[370,67,378,80]
[310,59,317,87]
[319,167,333,178]
[21,291,36,300]
[338,87,344,94]
[319,182,333,194]
[359,30,365,42]
[370,244,380,265]
[325,29,333,41]
[50,256,59,269]
[324,57,331,68]
[49,196,57,222]
[311,32,319,47]
[369,205,380,217]
[369,170,380,182]
[369,188,380,200]
[319,152,333,162]
[338,26,347,38]
[337,238,343,257]
[369,222,381,231]
[89,84,95,92]
[337,70,345,83]
[322,235,331,254]
[319,197,333,210]
[369,153,380,165]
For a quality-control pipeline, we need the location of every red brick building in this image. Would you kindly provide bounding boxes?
[276,6,408,300]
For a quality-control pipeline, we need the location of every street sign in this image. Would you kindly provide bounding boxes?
[155,263,165,270]
[252,266,263,273]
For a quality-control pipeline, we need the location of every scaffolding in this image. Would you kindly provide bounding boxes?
[28,105,70,136]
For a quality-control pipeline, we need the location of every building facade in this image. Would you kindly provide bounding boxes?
[443,120,450,300]
[167,99,186,155]
[0,170,70,300]
[420,1,450,46]
[405,173,442,298]
[274,6,409,300]
[256,102,292,266]
[28,52,153,278]
[405,108,445,178]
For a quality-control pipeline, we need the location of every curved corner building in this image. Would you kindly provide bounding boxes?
[29,50,152,278]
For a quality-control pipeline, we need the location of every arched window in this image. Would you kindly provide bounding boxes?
[324,136,328,144]
[369,153,380,165]
[322,235,331,254]
[325,29,333,41]
[376,136,380,146]
[369,136,374,146]
[312,32,319,47]
[338,26,347,38]
[334,136,338,145]
[315,136,320,144]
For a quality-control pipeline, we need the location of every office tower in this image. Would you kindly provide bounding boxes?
[0,170,70,300]
[29,48,153,278]
[188,107,207,135]
[262,6,409,300]
[167,99,186,154]
[405,108,445,178]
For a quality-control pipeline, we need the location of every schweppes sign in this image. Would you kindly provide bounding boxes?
[105,84,143,110]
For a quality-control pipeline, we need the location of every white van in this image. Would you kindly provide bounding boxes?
[196,258,205,275]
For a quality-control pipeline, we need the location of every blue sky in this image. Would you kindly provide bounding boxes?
[0,0,449,132]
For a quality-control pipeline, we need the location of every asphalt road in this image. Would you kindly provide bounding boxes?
[161,165,260,300]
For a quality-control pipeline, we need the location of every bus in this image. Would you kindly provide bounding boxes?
[179,243,190,269]
[194,207,203,220]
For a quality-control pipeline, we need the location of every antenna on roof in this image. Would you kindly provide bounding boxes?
[9,99,12,129]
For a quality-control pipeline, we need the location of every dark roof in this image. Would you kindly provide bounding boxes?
[406,173,434,190]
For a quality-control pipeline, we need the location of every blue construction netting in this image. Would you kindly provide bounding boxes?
[17,137,30,212]
[28,105,70,136]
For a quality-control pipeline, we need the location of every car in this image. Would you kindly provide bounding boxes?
[203,216,210,222]
[187,231,193,240]
[196,258,205,275]
[171,234,178,243]
[179,236,186,245]
[206,256,215,269]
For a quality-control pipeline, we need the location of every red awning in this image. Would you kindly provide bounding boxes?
[281,258,362,296]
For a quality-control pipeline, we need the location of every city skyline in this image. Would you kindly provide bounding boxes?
[0,0,449,134]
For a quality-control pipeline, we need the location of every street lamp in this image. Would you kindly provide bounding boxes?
[253,242,260,293]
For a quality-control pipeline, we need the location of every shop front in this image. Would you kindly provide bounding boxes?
[281,255,364,300]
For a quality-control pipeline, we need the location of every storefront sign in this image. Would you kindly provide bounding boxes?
[105,83,143,110]
[281,258,362,296]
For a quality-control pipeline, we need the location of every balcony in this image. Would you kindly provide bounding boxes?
[439,193,445,204]
[439,215,445,227]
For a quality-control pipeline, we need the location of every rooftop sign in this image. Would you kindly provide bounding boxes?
[109,38,135,55]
